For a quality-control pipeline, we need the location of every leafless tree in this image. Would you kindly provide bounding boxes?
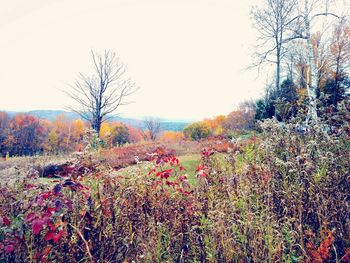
[67,50,137,135]
[144,118,161,141]
[251,0,299,93]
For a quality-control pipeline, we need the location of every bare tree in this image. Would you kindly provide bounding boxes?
[144,118,161,141]
[67,50,137,135]
[251,0,299,92]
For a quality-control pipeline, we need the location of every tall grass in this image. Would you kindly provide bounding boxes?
[0,118,349,262]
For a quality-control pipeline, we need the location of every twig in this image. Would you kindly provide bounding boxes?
[69,223,94,263]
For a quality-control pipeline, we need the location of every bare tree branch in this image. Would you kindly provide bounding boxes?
[144,118,161,141]
[250,0,299,91]
[66,49,138,135]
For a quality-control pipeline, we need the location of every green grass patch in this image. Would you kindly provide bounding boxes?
[36,153,202,187]
[178,154,201,185]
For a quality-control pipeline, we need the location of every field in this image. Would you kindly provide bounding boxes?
[1,120,349,263]
[2,0,350,261]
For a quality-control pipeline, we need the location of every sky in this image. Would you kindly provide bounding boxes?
[0,0,265,121]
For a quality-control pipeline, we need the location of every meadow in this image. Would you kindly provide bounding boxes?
[1,0,350,261]
[0,118,349,263]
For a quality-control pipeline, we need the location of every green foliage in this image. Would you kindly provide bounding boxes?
[255,98,275,120]
[255,78,298,121]
[183,122,211,141]
[323,77,350,107]
[111,124,130,146]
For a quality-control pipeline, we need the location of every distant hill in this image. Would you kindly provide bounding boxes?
[5,110,189,131]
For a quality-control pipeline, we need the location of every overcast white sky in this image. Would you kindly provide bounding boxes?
[0,0,265,120]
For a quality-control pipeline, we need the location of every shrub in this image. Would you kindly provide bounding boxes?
[111,124,130,146]
[100,142,175,169]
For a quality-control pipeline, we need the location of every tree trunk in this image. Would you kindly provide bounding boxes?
[333,54,341,107]
[304,0,318,123]
[276,48,281,94]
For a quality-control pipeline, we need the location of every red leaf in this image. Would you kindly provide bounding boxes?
[158,169,172,179]
[41,192,52,200]
[55,230,65,243]
[4,244,15,253]
[178,188,190,196]
[196,165,204,172]
[3,216,10,225]
[26,212,36,222]
[196,165,208,178]
[43,245,52,257]
[45,231,55,241]
[46,230,65,243]
[178,174,188,181]
[198,171,207,178]
[148,167,157,176]
[166,180,178,187]
[202,148,214,157]
[46,207,56,214]
[47,222,57,231]
[32,219,45,235]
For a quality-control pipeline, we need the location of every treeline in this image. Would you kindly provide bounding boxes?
[0,113,145,157]
[0,106,258,157]
[183,102,255,141]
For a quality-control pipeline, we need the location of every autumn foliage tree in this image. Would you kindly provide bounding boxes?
[111,123,130,146]
[202,115,226,135]
[127,125,143,143]
[99,122,135,147]
[323,21,350,108]
[183,122,211,141]
[0,112,146,156]
[71,119,85,143]
[0,112,11,157]
[160,131,184,143]
[6,114,44,156]
[224,102,255,131]
[50,115,72,152]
